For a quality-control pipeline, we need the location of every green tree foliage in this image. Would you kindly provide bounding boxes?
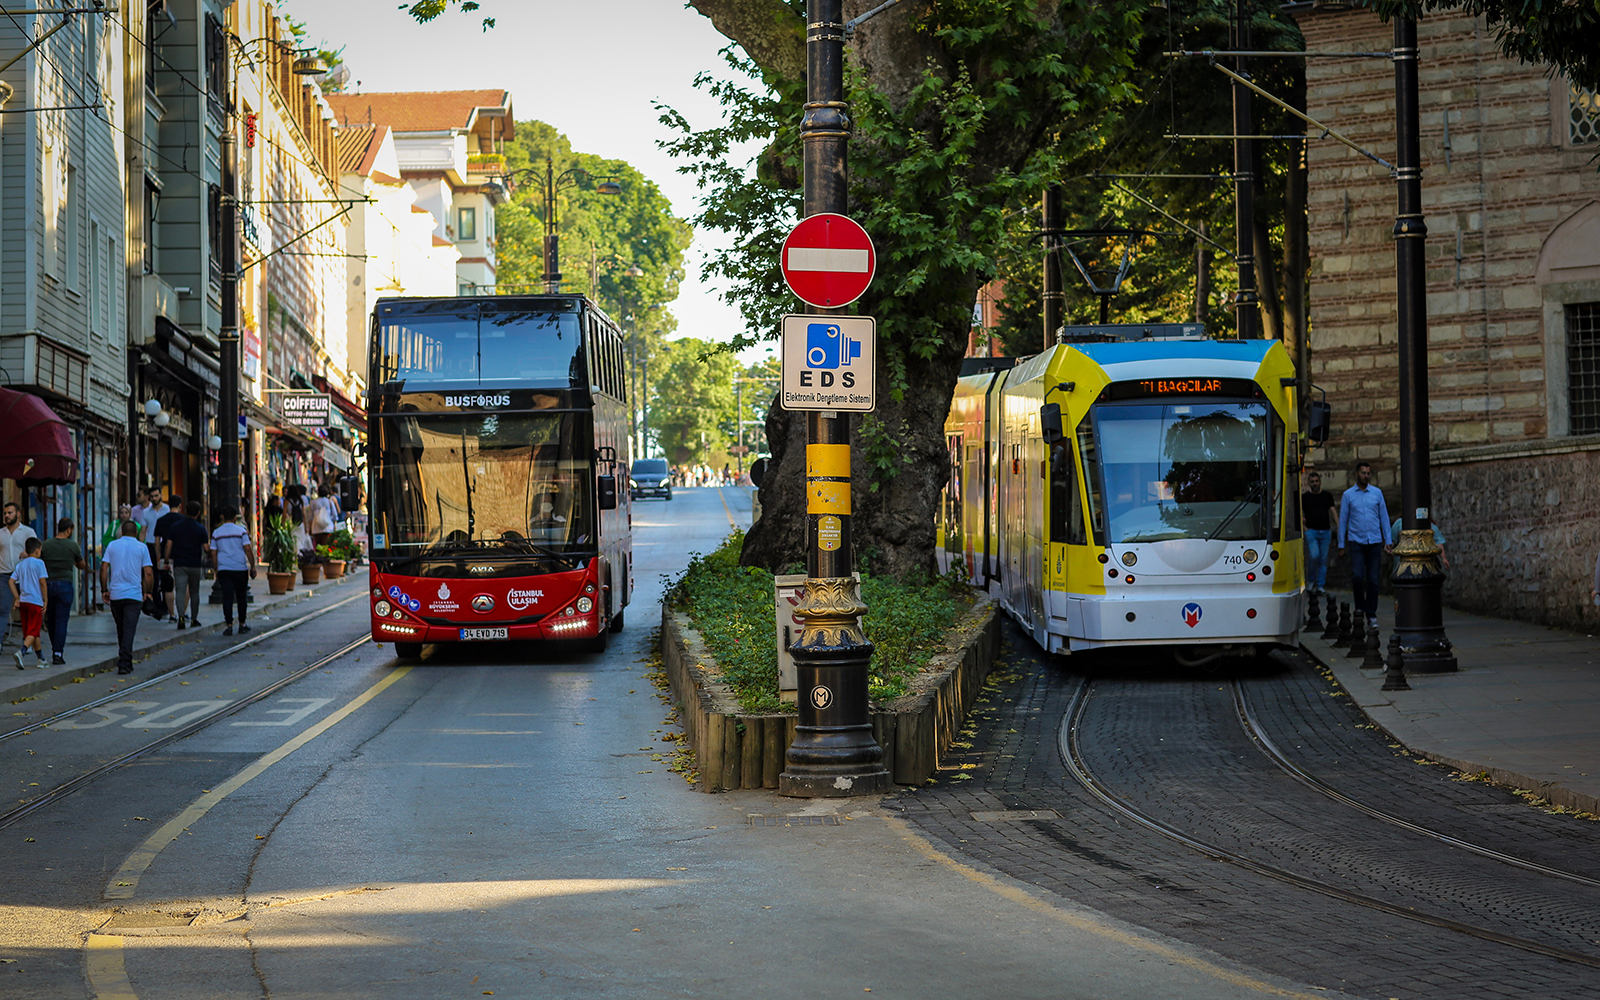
[400,0,495,31]
[651,338,737,466]
[493,121,692,325]
[673,0,1146,577]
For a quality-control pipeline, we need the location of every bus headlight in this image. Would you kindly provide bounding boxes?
[576,596,593,613]
[375,600,393,617]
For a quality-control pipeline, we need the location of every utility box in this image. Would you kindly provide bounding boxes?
[774,572,862,705]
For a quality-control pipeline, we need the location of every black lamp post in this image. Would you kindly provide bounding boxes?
[778,0,891,798]
[502,158,622,294]
[1387,17,1455,681]
[1231,0,1259,340]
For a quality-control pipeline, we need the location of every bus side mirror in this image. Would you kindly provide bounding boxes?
[597,474,618,511]
[1041,403,1064,444]
[1307,401,1332,445]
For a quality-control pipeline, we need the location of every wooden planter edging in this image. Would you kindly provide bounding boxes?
[659,595,1000,792]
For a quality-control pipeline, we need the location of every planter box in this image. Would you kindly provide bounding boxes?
[659,595,999,792]
[266,571,293,595]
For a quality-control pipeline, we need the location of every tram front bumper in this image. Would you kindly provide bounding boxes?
[1052,587,1302,649]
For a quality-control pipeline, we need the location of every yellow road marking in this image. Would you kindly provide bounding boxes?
[884,816,1331,999]
[104,666,413,901]
[716,486,737,529]
[85,935,137,1000]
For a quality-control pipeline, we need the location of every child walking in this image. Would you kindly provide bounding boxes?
[10,537,49,668]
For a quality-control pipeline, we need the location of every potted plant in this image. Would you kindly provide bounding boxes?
[327,527,362,568]
[317,543,345,579]
[300,548,326,585]
[262,515,297,595]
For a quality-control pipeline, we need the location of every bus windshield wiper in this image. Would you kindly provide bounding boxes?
[1206,480,1264,541]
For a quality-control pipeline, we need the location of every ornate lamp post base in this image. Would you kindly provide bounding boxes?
[779,576,891,798]
[1390,528,1457,674]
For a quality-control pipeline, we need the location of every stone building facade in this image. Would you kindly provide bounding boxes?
[1294,7,1600,628]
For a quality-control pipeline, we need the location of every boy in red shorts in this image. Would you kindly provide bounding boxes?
[10,536,48,668]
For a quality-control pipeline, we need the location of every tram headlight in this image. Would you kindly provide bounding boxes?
[1120,552,1137,568]
[576,596,594,613]
[375,600,393,617]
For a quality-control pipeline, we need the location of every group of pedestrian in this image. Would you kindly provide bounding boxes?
[1301,462,1447,629]
[0,492,259,677]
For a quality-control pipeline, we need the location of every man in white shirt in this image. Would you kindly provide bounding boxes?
[0,501,39,648]
[100,520,153,675]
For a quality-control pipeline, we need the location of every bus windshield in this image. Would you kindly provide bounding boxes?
[372,410,593,556]
[1093,401,1268,543]
[374,302,583,387]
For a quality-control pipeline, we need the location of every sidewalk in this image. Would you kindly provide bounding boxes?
[1301,593,1600,816]
[1,567,367,704]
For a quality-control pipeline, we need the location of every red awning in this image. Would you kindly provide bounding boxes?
[0,388,78,485]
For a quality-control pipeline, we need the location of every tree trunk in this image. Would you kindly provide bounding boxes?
[1284,136,1308,362]
[742,344,966,580]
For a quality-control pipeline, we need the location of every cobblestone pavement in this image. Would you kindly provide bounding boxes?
[893,625,1600,1000]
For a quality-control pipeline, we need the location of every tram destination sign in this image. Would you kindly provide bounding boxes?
[780,314,876,412]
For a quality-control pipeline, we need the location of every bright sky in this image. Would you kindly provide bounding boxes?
[284,0,765,357]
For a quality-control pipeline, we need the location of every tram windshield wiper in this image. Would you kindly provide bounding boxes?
[1205,480,1264,541]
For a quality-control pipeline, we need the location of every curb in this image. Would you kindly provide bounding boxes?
[659,595,1001,791]
[3,572,361,704]
[1299,636,1600,818]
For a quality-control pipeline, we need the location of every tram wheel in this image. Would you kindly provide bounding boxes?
[393,642,423,662]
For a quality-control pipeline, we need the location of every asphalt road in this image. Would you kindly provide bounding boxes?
[5,487,1345,1000]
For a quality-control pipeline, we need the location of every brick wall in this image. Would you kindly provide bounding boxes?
[1295,8,1600,625]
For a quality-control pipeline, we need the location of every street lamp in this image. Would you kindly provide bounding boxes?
[501,158,625,294]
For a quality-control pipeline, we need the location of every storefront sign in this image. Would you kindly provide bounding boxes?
[242,324,261,380]
[280,393,331,429]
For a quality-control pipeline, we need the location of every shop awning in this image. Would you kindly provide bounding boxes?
[0,387,78,485]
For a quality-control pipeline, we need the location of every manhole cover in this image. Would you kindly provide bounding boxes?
[747,815,843,827]
[970,810,1062,822]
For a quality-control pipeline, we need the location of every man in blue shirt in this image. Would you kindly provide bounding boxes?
[1337,462,1393,625]
[99,520,153,675]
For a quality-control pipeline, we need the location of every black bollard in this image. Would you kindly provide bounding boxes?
[1346,611,1369,658]
[1306,590,1323,630]
[1320,593,1340,640]
[1334,601,1354,648]
[1362,624,1386,669]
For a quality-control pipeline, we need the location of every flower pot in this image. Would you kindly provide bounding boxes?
[301,564,322,585]
[266,571,294,595]
[324,560,346,579]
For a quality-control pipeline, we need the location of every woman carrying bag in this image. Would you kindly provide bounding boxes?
[306,484,336,548]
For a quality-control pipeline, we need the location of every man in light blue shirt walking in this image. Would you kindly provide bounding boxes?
[1337,462,1393,624]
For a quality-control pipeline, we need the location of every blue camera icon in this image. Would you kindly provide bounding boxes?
[805,323,862,369]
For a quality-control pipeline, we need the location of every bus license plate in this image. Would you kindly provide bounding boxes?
[460,628,507,641]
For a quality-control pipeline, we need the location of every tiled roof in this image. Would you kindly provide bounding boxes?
[335,123,388,176]
[325,90,513,138]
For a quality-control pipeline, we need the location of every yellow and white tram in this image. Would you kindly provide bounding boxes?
[937,331,1306,664]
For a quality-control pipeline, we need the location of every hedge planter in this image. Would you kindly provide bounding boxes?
[660,595,1000,792]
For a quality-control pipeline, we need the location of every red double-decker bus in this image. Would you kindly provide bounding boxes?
[366,295,631,659]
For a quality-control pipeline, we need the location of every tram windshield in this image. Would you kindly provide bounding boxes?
[371,410,593,558]
[1093,401,1269,543]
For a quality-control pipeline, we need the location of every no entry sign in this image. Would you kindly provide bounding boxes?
[780,213,876,308]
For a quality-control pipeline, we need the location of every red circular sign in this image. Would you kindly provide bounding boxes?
[780,213,876,308]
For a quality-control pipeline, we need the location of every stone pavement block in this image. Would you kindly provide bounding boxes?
[1305,590,1600,815]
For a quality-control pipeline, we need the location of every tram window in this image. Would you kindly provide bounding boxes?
[1050,443,1086,545]
[946,435,963,549]
[1076,414,1105,545]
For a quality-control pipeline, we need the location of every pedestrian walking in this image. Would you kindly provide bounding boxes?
[9,537,49,668]
[208,505,257,636]
[1336,462,1393,627]
[102,504,135,550]
[100,521,153,675]
[163,501,209,629]
[306,484,336,548]
[153,494,185,622]
[39,518,86,665]
[0,500,39,648]
[1301,472,1338,596]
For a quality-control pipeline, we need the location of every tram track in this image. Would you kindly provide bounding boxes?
[1230,678,1600,891]
[1060,677,1600,970]
[0,628,371,832]
[0,591,366,744]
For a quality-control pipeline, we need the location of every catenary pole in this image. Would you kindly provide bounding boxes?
[1387,17,1455,681]
[1232,1,1258,340]
[778,0,890,797]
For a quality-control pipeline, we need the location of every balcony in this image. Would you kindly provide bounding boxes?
[466,152,505,178]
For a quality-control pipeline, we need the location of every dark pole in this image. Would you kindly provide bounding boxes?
[1041,186,1063,347]
[779,0,890,797]
[543,157,561,294]
[1232,1,1258,340]
[1387,17,1455,681]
